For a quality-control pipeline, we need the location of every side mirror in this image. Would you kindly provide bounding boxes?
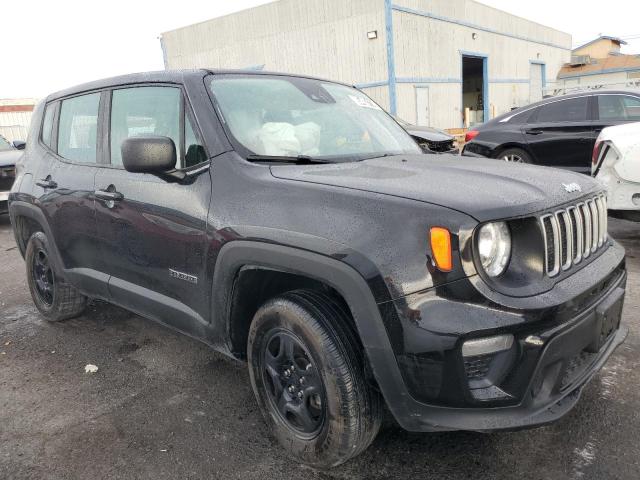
[121,136,177,173]
[12,140,26,150]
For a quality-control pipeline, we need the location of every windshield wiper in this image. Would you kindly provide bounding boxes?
[357,153,399,161]
[246,154,329,164]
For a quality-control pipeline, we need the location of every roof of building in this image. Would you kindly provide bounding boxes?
[573,35,628,51]
[559,53,640,79]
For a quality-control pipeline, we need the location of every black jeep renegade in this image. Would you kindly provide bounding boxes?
[9,70,627,468]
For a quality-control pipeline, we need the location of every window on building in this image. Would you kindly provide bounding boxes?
[537,97,589,123]
[41,103,56,148]
[110,86,181,166]
[58,93,100,163]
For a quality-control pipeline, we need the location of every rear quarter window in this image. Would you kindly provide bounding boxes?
[41,103,56,148]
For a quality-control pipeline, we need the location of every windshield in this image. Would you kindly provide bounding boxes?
[0,136,12,151]
[209,75,421,161]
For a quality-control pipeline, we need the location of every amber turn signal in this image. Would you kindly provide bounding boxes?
[430,227,453,272]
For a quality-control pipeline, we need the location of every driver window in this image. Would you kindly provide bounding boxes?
[110,86,181,166]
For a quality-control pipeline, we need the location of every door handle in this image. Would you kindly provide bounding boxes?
[36,177,57,189]
[95,189,124,202]
[524,129,543,135]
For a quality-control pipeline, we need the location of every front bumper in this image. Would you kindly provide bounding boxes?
[376,245,627,432]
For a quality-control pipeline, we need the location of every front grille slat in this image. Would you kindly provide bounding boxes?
[580,202,591,258]
[540,195,608,278]
[588,200,599,253]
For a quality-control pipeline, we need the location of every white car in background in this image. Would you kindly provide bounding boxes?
[592,122,640,221]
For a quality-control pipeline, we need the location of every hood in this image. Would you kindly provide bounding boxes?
[406,126,453,142]
[0,149,21,167]
[270,155,602,222]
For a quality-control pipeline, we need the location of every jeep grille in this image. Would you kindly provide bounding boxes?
[540,194,608,277]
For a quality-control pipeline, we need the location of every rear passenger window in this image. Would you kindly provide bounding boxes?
[41,103,55,148]
[537,97,588,123]
[58,93,100,163]
[110,87,181,166]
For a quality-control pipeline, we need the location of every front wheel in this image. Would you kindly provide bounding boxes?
[247,290,382,468]
[497,147,531,163]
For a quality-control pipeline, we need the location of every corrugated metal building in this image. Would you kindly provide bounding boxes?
[0,98,37,142]
[161,0,571,129]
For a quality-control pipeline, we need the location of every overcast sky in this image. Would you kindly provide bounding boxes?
[1,0,638,99]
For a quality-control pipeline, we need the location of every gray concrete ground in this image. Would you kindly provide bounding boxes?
[0,213,638,480]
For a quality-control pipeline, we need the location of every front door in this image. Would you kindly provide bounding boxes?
[94,85,212,337]
[523,96,594,173]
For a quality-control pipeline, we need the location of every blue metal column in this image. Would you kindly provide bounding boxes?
[384,0,397,115]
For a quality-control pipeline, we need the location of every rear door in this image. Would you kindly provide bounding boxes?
[93,85,212,337]
[523,96,593,173]
[35,92,107,297]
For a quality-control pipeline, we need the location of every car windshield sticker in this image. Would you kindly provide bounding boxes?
[349,95,382,110]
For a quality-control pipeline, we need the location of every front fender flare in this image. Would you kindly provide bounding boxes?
[211,240,427,430]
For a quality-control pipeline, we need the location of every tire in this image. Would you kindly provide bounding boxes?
[25,231,87,322]
[247,289,382,468]
[496,147,531,163]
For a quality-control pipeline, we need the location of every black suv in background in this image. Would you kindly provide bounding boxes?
[9,70,627,468]
[463,89,640,173]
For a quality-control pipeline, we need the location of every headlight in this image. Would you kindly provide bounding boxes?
[478,222,511,277]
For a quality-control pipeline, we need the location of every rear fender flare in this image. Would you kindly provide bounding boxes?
[9,201,64,274]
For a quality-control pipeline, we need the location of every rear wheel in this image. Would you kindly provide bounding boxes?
[25,232,87,322]
[247,290,382,468]
[497,147,531,163]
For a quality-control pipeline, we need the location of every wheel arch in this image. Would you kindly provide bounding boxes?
[226,266,355,360]
[9,201,60,267]
[211,241,402,385]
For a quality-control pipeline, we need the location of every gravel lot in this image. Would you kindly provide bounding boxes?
[0,213,638,480]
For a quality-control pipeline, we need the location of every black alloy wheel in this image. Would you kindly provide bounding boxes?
[32,248,55,306]
[25,231,87,321]
[247,290,382,468]
[261,329,326,437]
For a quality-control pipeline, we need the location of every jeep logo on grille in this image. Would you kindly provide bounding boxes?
[562,182,582,193]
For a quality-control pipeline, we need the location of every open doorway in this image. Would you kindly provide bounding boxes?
[462,55,487,127]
